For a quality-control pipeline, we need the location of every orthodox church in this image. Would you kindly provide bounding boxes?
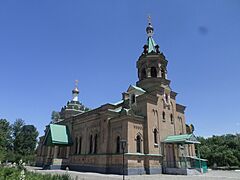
[36,18,207,175]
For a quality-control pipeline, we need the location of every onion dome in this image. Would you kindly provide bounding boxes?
[146,16,154,37]
[72,87,79,94]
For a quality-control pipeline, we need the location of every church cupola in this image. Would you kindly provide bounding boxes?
[72,80,79,102]
[59,80,90,119]
[136,17,170,91]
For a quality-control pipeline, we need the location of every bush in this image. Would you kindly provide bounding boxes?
[0,167,72,180]
[0,167,20,180]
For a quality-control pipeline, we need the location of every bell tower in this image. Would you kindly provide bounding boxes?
[136,17,170,91]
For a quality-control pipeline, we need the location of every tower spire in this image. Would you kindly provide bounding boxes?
[72,80,79,102]
[143,16,160,54]
[146,15,154,37]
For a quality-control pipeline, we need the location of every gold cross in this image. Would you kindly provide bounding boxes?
[147,15,151,24]
[75,80,79,87]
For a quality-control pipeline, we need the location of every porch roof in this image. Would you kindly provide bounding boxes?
[44,124,72,146]
[164,134,200,144]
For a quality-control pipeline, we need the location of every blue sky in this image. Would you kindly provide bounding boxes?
[0,0,240,137]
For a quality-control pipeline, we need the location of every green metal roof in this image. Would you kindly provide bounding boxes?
[111,100,124,106]
[164,134,200,144]
[131,85,146,93]
[147,37,157,53]
[44,124,72,146]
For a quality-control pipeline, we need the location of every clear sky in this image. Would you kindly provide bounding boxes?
[0,0,240,137]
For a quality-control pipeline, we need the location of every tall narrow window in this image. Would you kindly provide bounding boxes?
[161,69,165,79]
[154,129,158,144]
[170,114,174,124]
[141,68,146,79]
[165,94,169,103]
[162,111,165,121]
[151,67,157,77]
[116,136,121,153]
[162,99,165,109]
[75,137,78,154]
[78,137,82,154]
[89,135,92,154]
[136,135,141,153]
[94,134,98,154]
[131,94,136,104]
[179,117,184,134]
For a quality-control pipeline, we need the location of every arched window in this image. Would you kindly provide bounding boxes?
[89,135,93,154]
[136,135,141,153]
[151,67,157,77]
[165,94,169,103]
[161,69,165,79]
[94,134,98,154]
[78,137,82,154]
[141,68,146,80]
[154,129,158,144]
[179,117,184,134]
[116,136,121,153]
[75,137,78,154]
[170,114,174,124]
[162,111,165,121]
[131,94,136,104]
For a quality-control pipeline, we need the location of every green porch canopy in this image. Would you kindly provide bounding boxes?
[164,134,200,144]
[44,124,72,146]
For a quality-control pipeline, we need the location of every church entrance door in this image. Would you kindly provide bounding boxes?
[166,144,175,168]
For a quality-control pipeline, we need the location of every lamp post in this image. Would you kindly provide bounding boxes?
[120,139,127,180]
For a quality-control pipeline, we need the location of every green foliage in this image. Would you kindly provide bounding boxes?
[0,119,12,151]
[0,167,20,180]
[0,167,72,180]
[197,134,240,167]
[0,118,39,164]
[14,125,39,156]
[12,119,25,141]
[0,147,7,162]
[51,111,60,123]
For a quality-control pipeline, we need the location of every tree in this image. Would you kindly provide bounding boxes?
[0,119,12,150]
[14,125,39,156]
[51,111,60,123]
[12,118,25,152]
[197,134,240,167]
[0,119,12,161]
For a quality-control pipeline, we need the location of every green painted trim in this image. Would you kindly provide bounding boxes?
[131,85,146,93]
[164,134,200,144]
[111,100,124,105]
[187,156,208,161]
[69,153,162,157]
[145,154,163,157]
[70,153,123,156]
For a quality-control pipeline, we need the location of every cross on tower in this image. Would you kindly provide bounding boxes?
[75,80,79,88]
[147,15,151,25]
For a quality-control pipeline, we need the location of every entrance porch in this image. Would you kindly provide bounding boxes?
[162,134,207,175]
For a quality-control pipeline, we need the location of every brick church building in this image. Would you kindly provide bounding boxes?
[36,18,207,175]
